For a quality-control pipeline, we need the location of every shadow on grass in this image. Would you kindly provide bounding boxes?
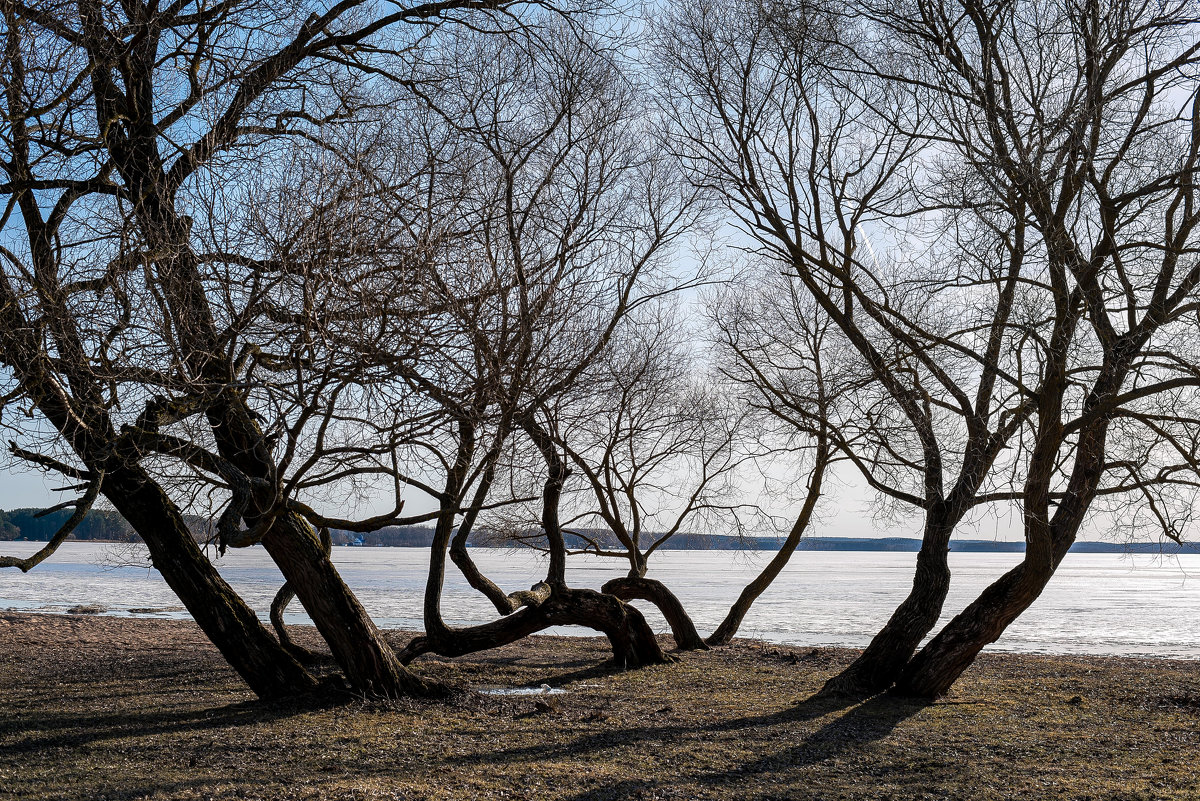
[455,687,867,769]
[35,776,282,801]
[532,658,647,687]
[563,693,928,801]
[0,691,343,755]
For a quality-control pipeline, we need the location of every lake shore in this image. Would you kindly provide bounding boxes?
[2,611,1198,800]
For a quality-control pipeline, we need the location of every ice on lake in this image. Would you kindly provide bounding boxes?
[2,541,1198,659]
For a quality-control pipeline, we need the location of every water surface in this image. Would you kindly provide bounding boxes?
[2,542,1196,658]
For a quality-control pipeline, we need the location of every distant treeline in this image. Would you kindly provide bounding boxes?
[0,507,440,547]
[0,507,139,542]
[1,509,1194,554]
[0,508,471,549]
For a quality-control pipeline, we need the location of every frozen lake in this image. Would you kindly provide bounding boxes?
[2,542,1198,659]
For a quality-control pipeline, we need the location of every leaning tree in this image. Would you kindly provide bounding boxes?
[657,0,1044,696]
[869,0,1200,697]
[0,0,567,698]
[0,0,323,698]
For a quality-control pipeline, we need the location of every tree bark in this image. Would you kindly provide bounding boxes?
[260,512,440,697]
[402,585,673,668]
[892,555,1059,698]
[102,466,318,700]
[819,510,956,698]
[602,575,708,651]
[269,526,331,663]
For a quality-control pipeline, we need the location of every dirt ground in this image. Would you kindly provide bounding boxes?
[1,611,1198,800]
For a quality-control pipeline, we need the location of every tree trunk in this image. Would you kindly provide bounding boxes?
[0,264,317,701]
[103,466,318,700]
[400,608,548,663]
[820,511,955,698]
[117,176,430,697]
[450,532,518,615]
[410,419,671,670]
[891,556,1058,698]
[269,527,331,663]
[402,585,673,669]
[602,575,708,651]
[893,407,1107,698]
[708,450,826,646]
[553,587,671,668]
[260,512,439,697]
[205,394,433,697]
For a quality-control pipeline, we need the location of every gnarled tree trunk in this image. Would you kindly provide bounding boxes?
[403,585,672,668]
[260,512,439,697]
[603,575,708,651]
[270,526,332,663]
[414,420,671,670]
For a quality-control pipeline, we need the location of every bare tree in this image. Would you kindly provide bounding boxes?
[666,0,1200,697]
[657,0,1040,696]
[512,306,762,651]
[0,0,562,698]
[354,19,709,667]
[0,2,319,698]
[866,0,1200,697]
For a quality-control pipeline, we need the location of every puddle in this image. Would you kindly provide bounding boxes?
[478,684,568,696]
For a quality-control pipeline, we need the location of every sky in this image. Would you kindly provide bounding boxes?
[0,468,68,512]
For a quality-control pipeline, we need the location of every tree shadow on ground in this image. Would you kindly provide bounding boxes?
[531,658,652,687]
[0,691,343,754]
[399,644,613,674]
[456,686,867,767]
[35,776,283,801]
[563,693,928,801]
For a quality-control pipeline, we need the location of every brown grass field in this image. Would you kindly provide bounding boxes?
[1,611,1198,800]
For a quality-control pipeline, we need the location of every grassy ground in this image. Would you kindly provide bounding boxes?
[1,611,1198,800]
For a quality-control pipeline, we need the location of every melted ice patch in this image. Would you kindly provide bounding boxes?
[478,684,568,696]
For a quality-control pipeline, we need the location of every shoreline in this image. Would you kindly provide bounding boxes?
[6,603,1199,664]
[5,536,1199,553]
[2,611,1199,800]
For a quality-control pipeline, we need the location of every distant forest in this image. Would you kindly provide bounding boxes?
[0,507,438,547]
[0,508,137,542]
[1,508,1194,554]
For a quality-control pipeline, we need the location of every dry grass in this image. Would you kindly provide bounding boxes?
[1,612,1198,800]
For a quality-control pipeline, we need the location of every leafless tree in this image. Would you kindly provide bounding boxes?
[866,0,1200,697]
[0,0,319,698]
[0,0,566,698]
[664,0,1200,698]
[657,0,1042,696]
[491,306,761,651]
[354,19,710,667]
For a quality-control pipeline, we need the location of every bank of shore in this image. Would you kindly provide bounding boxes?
[1,611,1197,800]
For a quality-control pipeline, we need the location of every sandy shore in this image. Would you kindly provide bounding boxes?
[1,611,1198,800]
